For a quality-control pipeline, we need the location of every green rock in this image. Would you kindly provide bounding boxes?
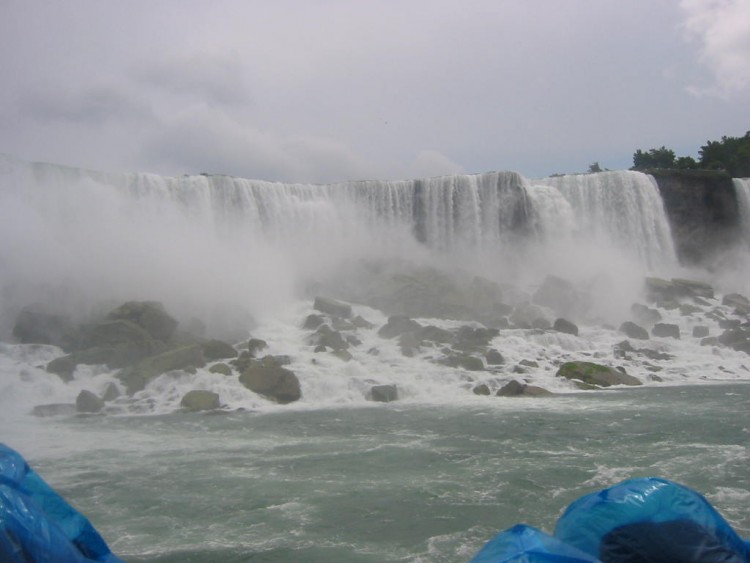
[201,339,238,361]
[556,361,641,388]
[208,363,233,376]
[313,297,352,319]
[180,390,221,411]
[239,365,301,404]
[76,390,104,413]
[106,301,178,341]
[119,344,206,395]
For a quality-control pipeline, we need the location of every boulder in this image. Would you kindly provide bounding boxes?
[417,325,455,345]
[81,319,161,361]
[118,344,206,395]
[556,361,641,388]
[239,365,301,404]
[247,338,268,358]
[201,339,237,361]
[352,316,375,329]
[485,349,505,365]
[473,384,491,396]
[619,321,649,340]
[440,354,484,371]
[497,380,552,397]
[553,318,578,336]
[723,293,750,314]
[717,328,750,354]
[76,390,104,413]
[630,303,662,327]
[208,363,233,376]
[302,314,326,330]
[313,297,352,319]
[12,305,78,350]
[106,301,177,341]
[331,349,353,362]
[453,326,498,351]
[671,278,714,299]
[692,326,709,338]
[311,325,348,351]
[378,316,422,339]
[398,332,420,357]
[510,303,548,329]
[368,384,398,402]
[652,323,680,339]
[180,390,220,411]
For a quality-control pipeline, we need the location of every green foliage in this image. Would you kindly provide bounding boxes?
[698,132,750,177]
[631,131,750,176]
[588,161,602,173]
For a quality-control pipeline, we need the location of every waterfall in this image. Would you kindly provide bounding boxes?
[0,155,685,335]
[734,178,750,245]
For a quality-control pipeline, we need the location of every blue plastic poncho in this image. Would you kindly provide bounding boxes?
[0,443,122,563]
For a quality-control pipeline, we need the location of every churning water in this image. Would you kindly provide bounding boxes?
[1,155,750,561]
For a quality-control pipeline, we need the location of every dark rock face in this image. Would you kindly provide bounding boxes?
[619,321,649,340]
[473,384,491,395]
[313,297,352,319]
[556,361,641,388]
[106,301,178,341]
[12,305,78,350]
[378,316,422,339]
[652,323,680,339]
[553,318,579,336]
[76,390,104,413]
[368,384,398,402]
[180,390,220,411]
[497,380,552,397]
[651,171,740,266]
[239,365,301,404]
[201,339,237,361]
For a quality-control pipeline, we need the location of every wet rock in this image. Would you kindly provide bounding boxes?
[417,325,455,345]
[201,339,237,361]
[76,390,104,413]
[718,318,742,330]
[313,297,352,319]
[532,318,551,330]
[398,332,420,357]
[311,325,348,351]
[440,354,484,371]
[510,303,548,329]
[101,383,120,402]
[671,278,714,299]
[485,349,505,365]
[352,315,375,329]
[118,344,206,395]
[331,349,353,362]
[368,384,398,402]
[652,323,680,339]
[723,293,750,314]
[497,380,552,397]
[331,318,356,332]
[378,316,422,339]
[533,275,586,318]
[692,326,709,338]
[106,301,178,341]
[553,318,578,336]
[619,321,649,340]
[454,326,498,352]
[630,303,662,327]
[208,363,233,376]
[303,314,326,330]
[247,338,268,358]
[556,361,641,388]
[180,390,221,411]
[519,359,539,368]
[239,365,301,404]
[473,384,491,395]
[718,328,750,354]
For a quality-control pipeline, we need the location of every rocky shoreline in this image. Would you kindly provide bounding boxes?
[8,271,750,416]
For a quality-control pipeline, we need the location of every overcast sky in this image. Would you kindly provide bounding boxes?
[1,0,748,182]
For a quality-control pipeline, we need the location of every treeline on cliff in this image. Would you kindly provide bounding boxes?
[631,131,750,177]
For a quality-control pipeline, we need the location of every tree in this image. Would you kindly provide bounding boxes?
[588,162,602,173]
[631,146,676,170]
[698,131,750,177]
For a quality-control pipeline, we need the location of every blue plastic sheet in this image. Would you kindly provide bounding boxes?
[0,443,122,563]
[472,477,750,563]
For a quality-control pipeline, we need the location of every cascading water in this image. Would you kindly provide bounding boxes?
[734,178,750,245]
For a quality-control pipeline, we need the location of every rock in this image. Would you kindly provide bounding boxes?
[31,404,76,417]
[454,326,498,351]
[106,301,178,341]
[692,326,709,338]
[679,304,702,316]
[311,325,348,351]
[440,354,485,371]
[473,384,491,395]
[180,390,220,411]
[718,328,750,354]
[553,318,578,336]
[652,323,680,339]
[302,314,326,330]
[644,277,675,303]
[531,318,551,330]
[368,384,398,402]
[519,359,539,368]
[76,390,104,413]
[671,278,714,299]
[556,361,641,388]
[352,316,375,329]
[497,380,552,397]
[398,332,420,357]
[313,297,352,319]
[331,318,356,332]
[718,318,742,330]
[417,325,455,345]
[346,335,362,347]
[239,365,301,404]
[331,349,353,362]
[630,303,662,327]
[101,383,120,402]
[247,338,268,358]
[12,305,78,350]
[723,293,750,314]
[201,339,237,361]
[208,363,233,376]
[378,316,422,339]
[45,355,79,382]
[118,344,206,395]
[485,349,505,365]
[619,321,649,340]
[82,319,161,362]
